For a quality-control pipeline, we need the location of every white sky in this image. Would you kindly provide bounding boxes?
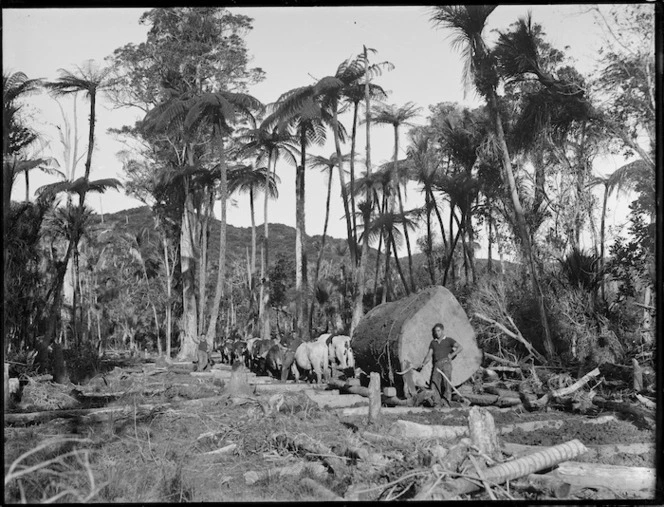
[3,5,642,255]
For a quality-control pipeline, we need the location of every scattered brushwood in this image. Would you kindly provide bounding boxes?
[272,432,346,475]
[243,461,327,485]
[4,437,104,503]
[18,378,80,411]
[591,396,655,430]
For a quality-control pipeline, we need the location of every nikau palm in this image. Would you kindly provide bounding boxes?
[184,91,263,348]
[431,6,555,357]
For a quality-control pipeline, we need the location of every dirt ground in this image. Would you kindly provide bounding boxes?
[3,359,658,503]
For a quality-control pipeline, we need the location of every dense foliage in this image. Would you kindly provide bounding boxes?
[3,6,656,374]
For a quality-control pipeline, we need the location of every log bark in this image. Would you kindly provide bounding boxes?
[547,461,656,492]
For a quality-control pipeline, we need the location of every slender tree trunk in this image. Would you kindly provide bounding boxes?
[295,127,309,340]
[310,167,334,332]
[24,171,30,202]
[392,126,416,292]
[443,210,465,286]
[372,190,387,307]
[381,230,392,304]
[599,185,608,303]
[261,154,276,340]
[198,194,211,334]
[206,132,228,347]
[162,235,172,358]
[429,187,448,251]
[333,104,356,267]
[490,94,554,357]
[250,188,256,281]
[390,232,410,296]
[425,190,436,285]
[487,209,493,273]
[351,45,374,335]
[349,101,359,248]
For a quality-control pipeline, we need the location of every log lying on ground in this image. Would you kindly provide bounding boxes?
[592,396,655,429]
[386,414,616,440]
[244,462,327,485]
[4,394,232,426]
[546,461,656,492]
[351,286,482,397]
[502,442,654,461]
[440,440,588,498]
[340,404,521,417]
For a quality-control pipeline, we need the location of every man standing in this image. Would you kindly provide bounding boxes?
[195,333,210,372]
[418,323,462,406]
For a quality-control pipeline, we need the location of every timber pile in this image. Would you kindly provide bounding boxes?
[351,286,483,397]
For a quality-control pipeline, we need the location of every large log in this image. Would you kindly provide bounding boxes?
[547,461,656,492]
[351,286,482,397]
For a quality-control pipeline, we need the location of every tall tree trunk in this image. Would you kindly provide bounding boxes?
[489,94,554,358]
[249,188,257,326]
[206,132,227,347]
[351,45,374,336]
[390,232,410,296]
[429,186,448,251]
[162,235,172,358]
[24,171,30,202]
[198,193,211,335]
[443,210,465,286]
[381,229,392,304]
[309,166,334,333]
[333,103,356,267]
[349,101,359,248]
[372,190,387,307]
[393,126,416,292]
[179,190,199,360]
[487,209,493,273]
[295,126,309,340]
[425,190,436,285]
[260,154,276,340]
[599,185,608,303]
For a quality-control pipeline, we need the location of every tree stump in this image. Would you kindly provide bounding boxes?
[368,372,381,424]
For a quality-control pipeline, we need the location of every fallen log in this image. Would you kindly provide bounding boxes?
[4,394,231,426]
[547,461,656,492]
[386,414,616,440]
[592,397,655,430]
[339,404,520,417]
[441,440,588,498]
[502,442,654,461]
[303,391,367,409]
[244,462,326,485]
